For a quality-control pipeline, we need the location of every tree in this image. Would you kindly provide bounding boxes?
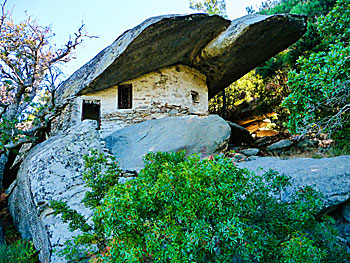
[0,0,93,185]
[283,0,350,142]
[189,0,227,17]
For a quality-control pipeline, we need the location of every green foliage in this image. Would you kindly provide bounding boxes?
[256,0,336,74]
[283,0,350,139]
[50,201,92,233]
[317,0,350,45]
[259,0,337,17]
[189,0,227,17]
[96,151,347,262]
[50,149,122,261]
[0,240,38,263]
[281,232,324,262]
[209,70,290,131]
[209,71,264,115]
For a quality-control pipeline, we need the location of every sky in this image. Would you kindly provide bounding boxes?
[9,0,265,79]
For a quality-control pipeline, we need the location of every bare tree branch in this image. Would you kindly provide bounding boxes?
[0,2,95,158]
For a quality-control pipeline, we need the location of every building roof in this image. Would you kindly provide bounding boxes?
[57,13,306,103]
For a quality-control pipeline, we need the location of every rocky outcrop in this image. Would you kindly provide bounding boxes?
[193,14,307,98]
[7,115,350,262]
[8,115,231,262]
[57,13,306,103]
[0,153,8,193]
[104,115,231,171]
[239,148,260,156]
[237,156,350,210]
[266,139,293,154]
[8,120,102,263]
[227,121,254,146]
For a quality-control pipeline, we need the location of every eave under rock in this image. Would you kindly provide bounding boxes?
[57,13,306,103]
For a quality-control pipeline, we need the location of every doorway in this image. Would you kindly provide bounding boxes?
[82,100,101,129]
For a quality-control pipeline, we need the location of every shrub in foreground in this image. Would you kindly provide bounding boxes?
[97,152,348,262]
[0,240,38,263]
[52,151,348,262]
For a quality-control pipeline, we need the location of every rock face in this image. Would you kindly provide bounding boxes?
[239,148,260,156]
[227,121,254,146]
[8,120,102,263]
[57,13,306,103]
[266,139,293,153]
[237,156,350,210]
[8,115,230,262]
[104,115,231,170]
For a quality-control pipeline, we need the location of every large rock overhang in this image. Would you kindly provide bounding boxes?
[57,13,306,103]
[194,14,307,98]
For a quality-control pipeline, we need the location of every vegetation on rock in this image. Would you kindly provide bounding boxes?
[53,150,349,262]
[50,149,122,261]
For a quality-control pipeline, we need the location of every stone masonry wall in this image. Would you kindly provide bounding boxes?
[52,64,209,137]
[100,102,206,137]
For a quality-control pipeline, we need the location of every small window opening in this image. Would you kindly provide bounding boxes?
[118,84,132,109]
[82,100,101,129]
[191,91,199,103]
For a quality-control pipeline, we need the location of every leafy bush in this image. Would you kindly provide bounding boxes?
[283,0,350,139]
[52,150,348,262]
[95,151,348,262]
[0,240,38,263]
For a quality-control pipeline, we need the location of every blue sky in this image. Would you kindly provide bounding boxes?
[10,0,264,78]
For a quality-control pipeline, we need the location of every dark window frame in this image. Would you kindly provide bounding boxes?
[191,91,199,103]
[118,84,132,109]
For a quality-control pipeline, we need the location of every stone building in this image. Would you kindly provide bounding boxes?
[53,13,306,137]
[76,64,208,135]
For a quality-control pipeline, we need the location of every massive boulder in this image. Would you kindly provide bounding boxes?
[237,156,350,210]
[104,115,231,171]
[7,116,350,262]
[8,120,102,263]
[8,116,230,262]
[57,13,306,103]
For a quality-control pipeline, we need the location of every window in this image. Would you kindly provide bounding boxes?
[191,91,199,103]
[118,84,132,109]
[82,100,101,129]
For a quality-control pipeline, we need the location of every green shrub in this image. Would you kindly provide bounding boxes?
[283,0,350,139]
[96,152,348,262]
[52,150,348,262]
[0,240,38,263]
[281,232,324,262]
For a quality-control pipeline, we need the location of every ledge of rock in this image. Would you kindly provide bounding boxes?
[57,13,306,102]
[237,156,350,210]
[104,115,231,171]
[8,120,102,263]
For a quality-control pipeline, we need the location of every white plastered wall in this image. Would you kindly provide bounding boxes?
[75,64,208,134]
[120,64,208,113]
